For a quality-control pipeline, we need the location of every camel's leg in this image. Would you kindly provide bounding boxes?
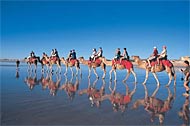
[109,69,113,80]
[41,64,44,73]
[143,70,149,85]
[70,67,74,76]
[88,67,92,78]
[143,84,148,99]
[102,68,106,79]
[166,72,172,87]
[113,69,117,81]
[152,85,159,97]
[131,69,137,83]
[101,63,106,79]
[93,68,99,79]
[64,66,68,75]
[34,64,37,73]
[27,64,31,72]
[123,69,130,82]
[79,67,82,77]
[75,67,78,76]
[152,72,160,86]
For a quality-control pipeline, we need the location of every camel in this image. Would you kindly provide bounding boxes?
[24,71,40,90]
[132,84,174,124]
[43,55,61,74]
[25,56,41,72]
[78,78,106,107]
[132,56,176,86]
[40,56,50,73]
[48,73,61,96]
[101,80,136,112]
[60,75,80,101]
[39,72,50,90]
[99,57,137,83]
[60,57,82,76]
[78,57,106,79]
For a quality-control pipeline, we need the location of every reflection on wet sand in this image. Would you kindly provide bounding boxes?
[78,78,106,107]
[15,70,19,79]
[132,85,175,125]
[39,73,50,90]
[178,97,189,126]
[24,71,40,90]
[60,75,80,101]
[102,81,136,112]
[48,73,61,96]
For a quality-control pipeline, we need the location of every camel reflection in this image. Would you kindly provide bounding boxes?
[102,81,136,112]
[178,97,189,126]
[60,75,80,101]
[132,85,174,124]
[48,73,61,96]
[79,78,106,108]
[24,71,39,90]
[39,73,50,90]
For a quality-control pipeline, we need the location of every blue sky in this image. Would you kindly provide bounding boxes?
[1,0,189,59]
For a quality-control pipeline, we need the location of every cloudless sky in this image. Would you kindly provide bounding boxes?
[1,0,189,59]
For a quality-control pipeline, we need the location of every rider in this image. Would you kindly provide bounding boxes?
[157,46,167,65]
[71,49,77,60]
[94,47,103,61]
[54,48,59,58]
[27,51,36,59]
[147,47,158,67]
[89,48,97,62]
[181,60,190,97]
[114,48,121,61]
[67,50,73,62]
[120,48,129,64]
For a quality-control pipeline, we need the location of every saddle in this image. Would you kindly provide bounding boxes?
[51,56,58,62]
[69,59,78,65]
[112,59,133,70]
[149,59,172,68]
[88,58,101,65]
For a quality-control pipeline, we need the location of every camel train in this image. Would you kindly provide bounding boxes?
[24,50,177,86]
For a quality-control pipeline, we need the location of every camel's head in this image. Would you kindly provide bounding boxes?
[131,56,140,62]
[132,99,144,109]
[78,57,84,61]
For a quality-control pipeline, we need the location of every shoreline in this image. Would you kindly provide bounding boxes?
[0,58,187,67]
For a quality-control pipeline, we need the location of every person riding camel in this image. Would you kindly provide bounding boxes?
[94,47,103,60]
[27,51,36,59]
[147,47,158,68]
[114,48,121,61]
[67,50,73,62]
[113,48,121,65]
[157,46,167,65]
[120,48,129,64]
[54,48,59,58]
[89,48,97,62]
[71,49,77,60]
[51,49,59,60]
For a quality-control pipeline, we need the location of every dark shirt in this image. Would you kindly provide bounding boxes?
[72,52,76,59]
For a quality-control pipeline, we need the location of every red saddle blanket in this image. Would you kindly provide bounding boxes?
[51,56,58,62]
[88,58,101,65]
[29,57,37,63]
[112,60,133,70]
[150,60,172,67]
[70,59,77,65]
